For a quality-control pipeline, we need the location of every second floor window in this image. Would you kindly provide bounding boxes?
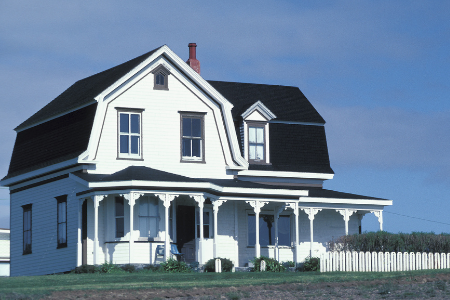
[248,125,265,162]
[119,112,141,158]
[181,114,204,161]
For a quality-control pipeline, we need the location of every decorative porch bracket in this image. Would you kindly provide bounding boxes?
[121,192,144,264]
[212,199,227,258]
[371,210,383,231]
[246,200,268,258]
[155,193,178,261]
[301,207,322,258]
[336,209,357,236]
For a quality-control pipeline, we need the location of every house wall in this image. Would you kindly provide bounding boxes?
[92,59,232,179]
[9,177,86,276]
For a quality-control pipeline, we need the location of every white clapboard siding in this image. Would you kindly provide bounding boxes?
[321,251,450,272]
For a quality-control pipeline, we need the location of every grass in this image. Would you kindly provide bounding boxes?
[1,269,450,298]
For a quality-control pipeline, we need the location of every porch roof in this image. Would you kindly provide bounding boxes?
[72,166,390,205]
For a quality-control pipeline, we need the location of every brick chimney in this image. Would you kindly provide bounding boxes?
[186,43,200,74]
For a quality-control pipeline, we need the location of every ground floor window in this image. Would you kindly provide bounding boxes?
[139,196,159,238]
[23,204,32,254]
[196,209,212,238]
[248,214,291,246]
[115,197,125,238]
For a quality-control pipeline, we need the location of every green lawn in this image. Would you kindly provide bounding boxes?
[1,269,450,297]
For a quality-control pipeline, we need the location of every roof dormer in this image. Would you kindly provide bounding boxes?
[241,101,276,165]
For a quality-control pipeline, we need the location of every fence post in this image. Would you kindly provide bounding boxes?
[422,252,427,270]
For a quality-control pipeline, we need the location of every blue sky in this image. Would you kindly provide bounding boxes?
[0,1,449,233]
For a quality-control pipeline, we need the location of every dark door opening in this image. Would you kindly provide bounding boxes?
[176,205,195,262]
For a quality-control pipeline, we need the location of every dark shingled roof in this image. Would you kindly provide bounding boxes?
[4,104,97,180]
[207,80,325,123]
[72,166,385,200]
[15,46,163,131]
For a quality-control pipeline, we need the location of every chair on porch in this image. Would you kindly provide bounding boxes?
[155,245,165,263]
[171,244,185,261]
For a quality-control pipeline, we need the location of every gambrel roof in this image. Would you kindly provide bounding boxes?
[3,45,333,180]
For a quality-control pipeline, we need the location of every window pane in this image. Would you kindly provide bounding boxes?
[58,202,66,223]
[130,114,140,134]
[156,73,164,85]
[203,225,209,238]
[182,118,191,137]
[139,199,149,216]
[278,215,291,246]
[120,135,129,153]
[182,138,191,156]
[139,217,148,237]
[256,145,264,160]
[130,136,139,154]
[256,127,264,143]
[248,214,256,246]
[115,198,124,217]
[120,114,129,133]
[249,127,256,143]
[149,218,158,238]
[249,145,256,160]
[148,198,158,217]
[116,218,124,238]
[203,212,209,225]
[192,118,201,137]
[58,223,66,243]
[192,139,201,157]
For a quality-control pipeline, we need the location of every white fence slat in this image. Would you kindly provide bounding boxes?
[410,253,415,270]
[422,252,427,270]
[365,252,371,272]
[391,252,396,272]
[403,252,409,271]
[441,253,446,269]
[346,251,351,271]
[428,253,434,270]
[384,252,390,272]
[352,251,357,271]
[435,253,440,269]
[359,251,364,272]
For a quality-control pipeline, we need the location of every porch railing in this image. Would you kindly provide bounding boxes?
[320,251,450,272]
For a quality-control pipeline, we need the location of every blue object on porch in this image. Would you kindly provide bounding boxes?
[171,244,185,261]
[156,245,164,257]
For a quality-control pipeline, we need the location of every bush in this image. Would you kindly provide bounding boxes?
[302,256,320,272]
[328,232,450,253]
[251,256,285,272]
[142,264,160,272]
[72,264,97,274]
[160,258,191,273]
[282,261,295,268]
[120,264,136,273]
[204,257,234,272]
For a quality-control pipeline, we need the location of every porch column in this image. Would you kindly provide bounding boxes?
[301,207,321,258]
[293,203,299,264]
[121,192,142,264]
[194,195,205,264]
[93,195,106,265]
[337,209,356,235]
[246,201,268,258]
[274,206,281,261]
[212,199,226,258]
[371,210,383,231]
[77,198,84,267]
[156,193,178,261]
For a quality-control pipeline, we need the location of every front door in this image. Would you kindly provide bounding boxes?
[176,205,195,262]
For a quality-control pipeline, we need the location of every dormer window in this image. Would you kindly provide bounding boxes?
[152,65,170,90]
[241,100,277,165]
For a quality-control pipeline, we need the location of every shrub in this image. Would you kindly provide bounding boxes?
[98,262,123,273]
[204,257,234,272]
[71,264,97,274]
[160,258,191,273]
[302,256,320,272]
[142,264,160,272]
[251,256,285,272]
[282,261,295,268]
[328,232,450,253]
[120,264,136,273]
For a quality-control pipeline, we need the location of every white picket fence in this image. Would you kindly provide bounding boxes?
[320,251,450,272]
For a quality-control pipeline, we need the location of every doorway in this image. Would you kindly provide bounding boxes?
[176,205,195,262]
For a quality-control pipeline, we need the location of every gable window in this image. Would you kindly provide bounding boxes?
[248,124,265,162]
[117,108,143,159]
[23,204,32,255]
[152,65,170,90]
[139,197,159,238]
[248,214,291,247]
[180,112,205,162]
[56,195,67,248]
[115,197,125,238]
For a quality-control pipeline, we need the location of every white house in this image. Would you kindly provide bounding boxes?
[0,228,10,276]
[1,43,392,276]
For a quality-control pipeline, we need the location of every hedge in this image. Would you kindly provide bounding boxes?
[328,232,450,253]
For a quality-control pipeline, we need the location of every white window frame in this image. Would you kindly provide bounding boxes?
[247,210,292,247]
[195,207,213,239]
[138,196,160,239]
[116,108,144,160]
[180,112,206,162]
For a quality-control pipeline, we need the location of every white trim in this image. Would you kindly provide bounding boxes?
[299,197,393,206]
[238,170,334,180]
[241,100,277,121]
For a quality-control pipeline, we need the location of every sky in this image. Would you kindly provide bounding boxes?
[0,1,449,233]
